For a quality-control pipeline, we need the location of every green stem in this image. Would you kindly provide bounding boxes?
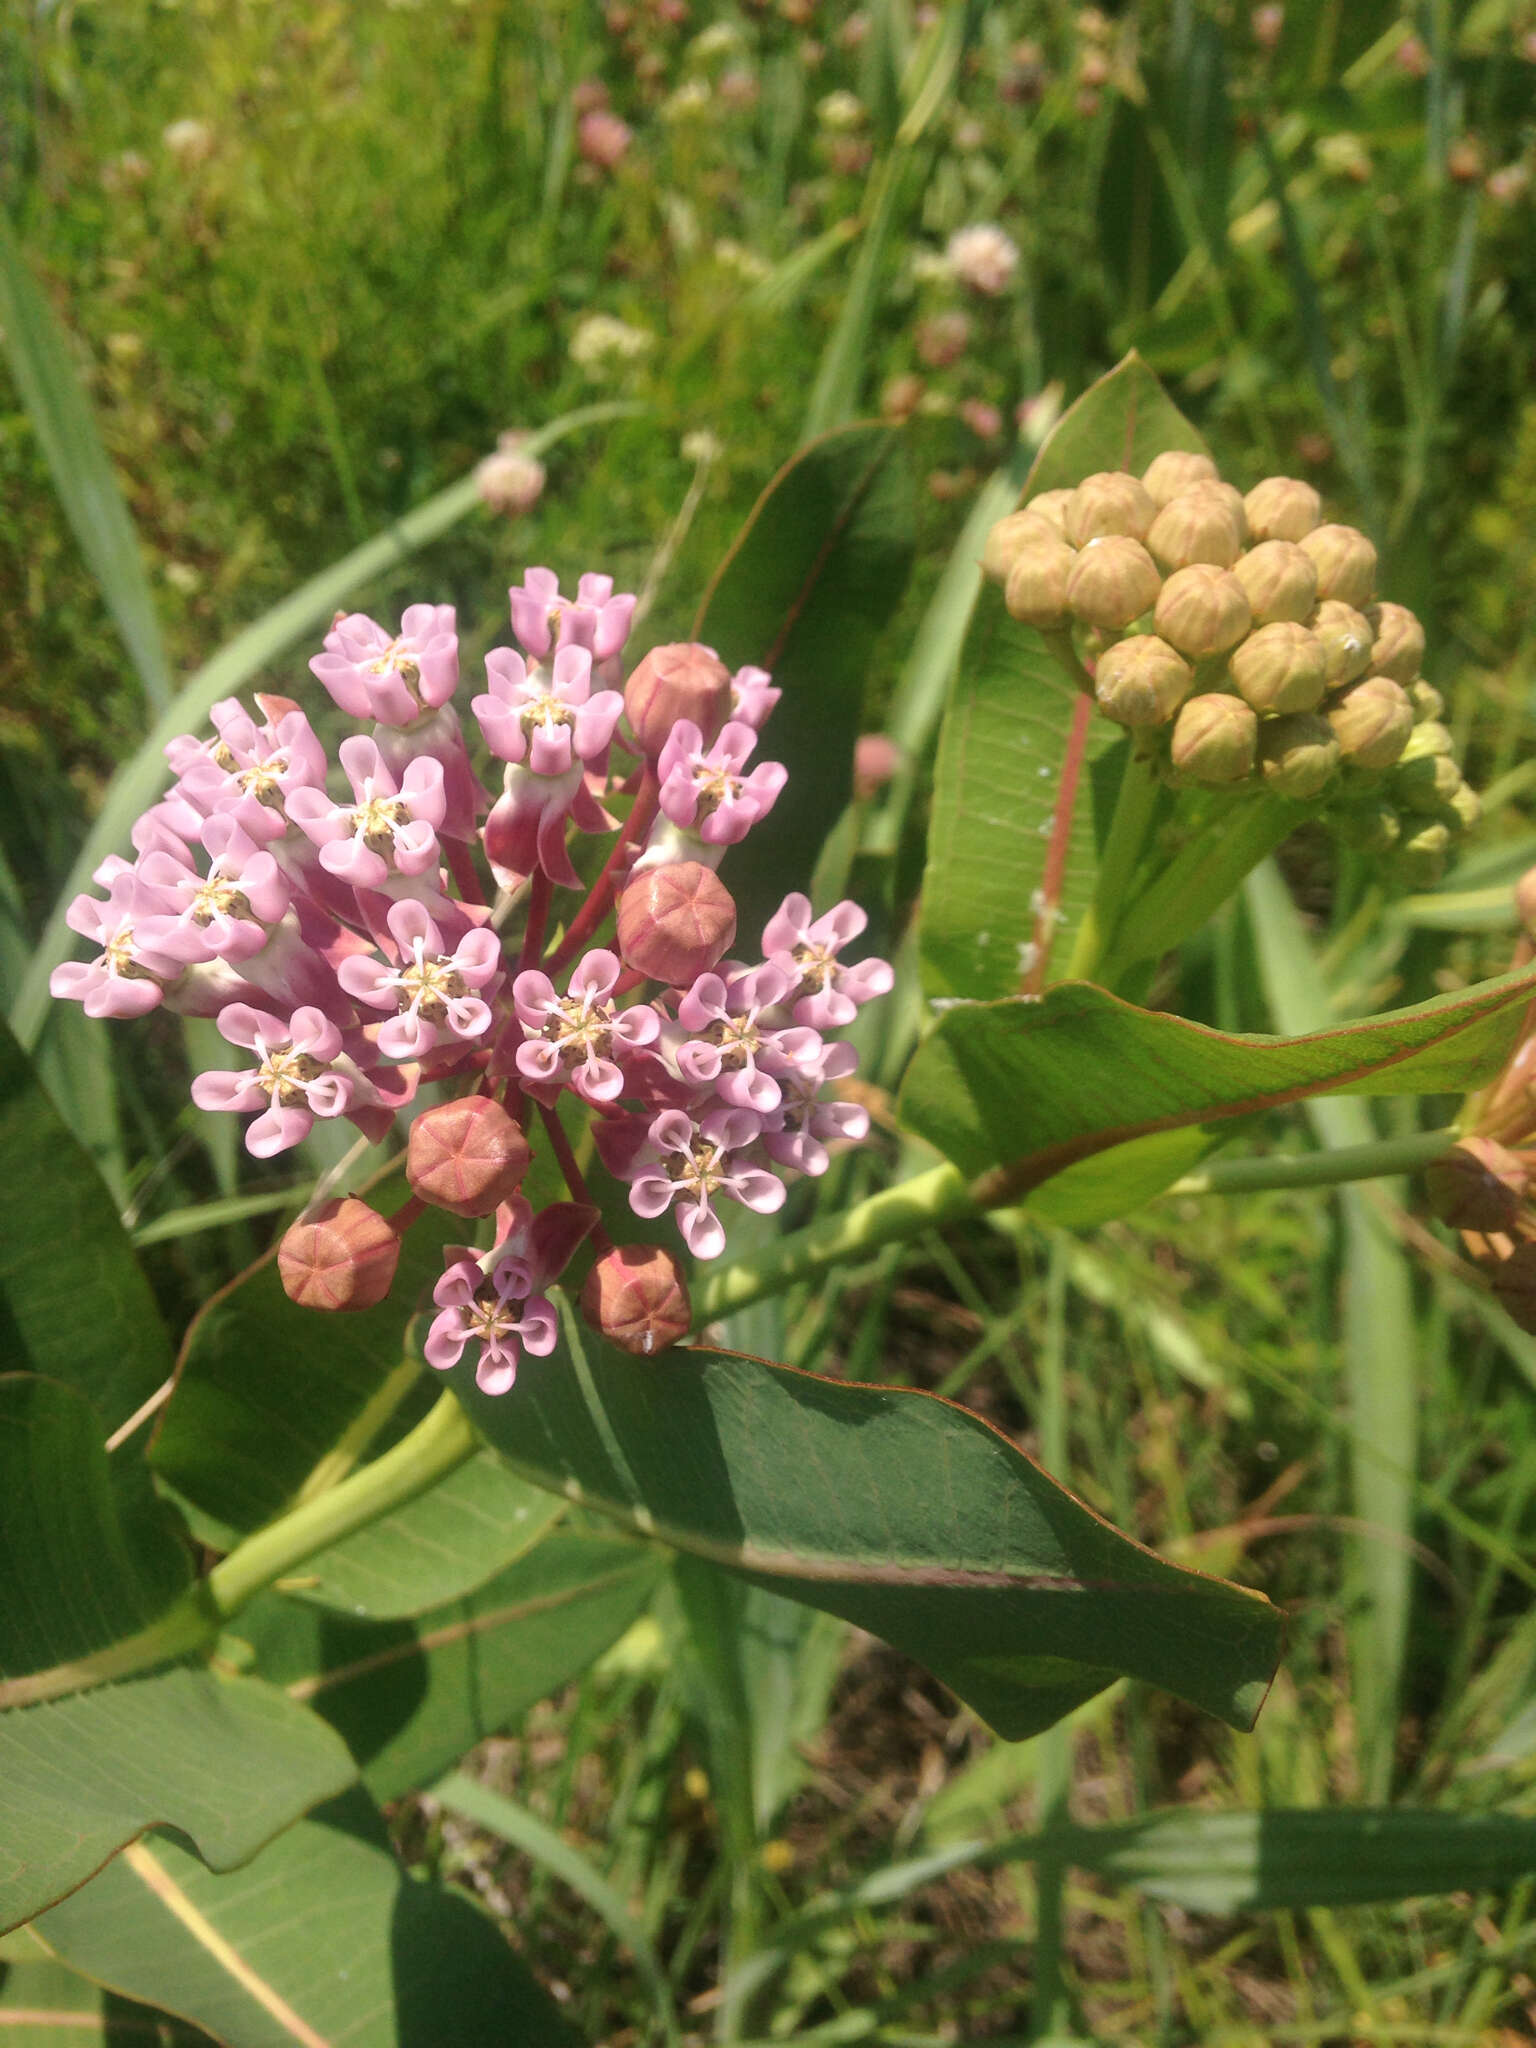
[1065,748,1163,984]
[1168,1127,1458,1200]
[690,1164,977,1328]
[1030,1236,1074,2042]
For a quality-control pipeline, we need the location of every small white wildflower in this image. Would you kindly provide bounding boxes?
[682,429,722,465]
[475,434,547,517]
[946,223,1020,297]
[570,314,655,376]
[713,239,771,281]
[689,21,741,60]
[661,78,712,122]
[816,90,865,131]
[162,118,215,167]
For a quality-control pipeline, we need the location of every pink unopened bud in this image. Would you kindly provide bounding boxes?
[407,1095,532,1219]
[617,862,737,983]
[1425,1137,1529,1234]
[581,1243,693,1355]
[278,1197,401,1312]
[577,108,633,169]
[853,733,903,800]
[625,643,733,757]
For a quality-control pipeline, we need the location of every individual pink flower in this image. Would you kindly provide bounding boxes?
[168,695,328,845]
[472,644,624,776]
[507,568,636,665]
[49,873,185,1019]
[675,961,823,1114]
[512,948,661,1104]
[577,108,633,169]
[309,604,459,724]
[625,1105,785,1259]
[761,892,894,1028]
[133,816,291,966]
[338,898,502,1060]
[424,1243,558,1396]
[729,664,781,731]
[761,1039,869,1177]
[656,719,787,847]
[285,736,446,890]
[189,1003,407,1157]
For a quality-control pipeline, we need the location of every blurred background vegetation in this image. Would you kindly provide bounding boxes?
[8,0,1536,2039]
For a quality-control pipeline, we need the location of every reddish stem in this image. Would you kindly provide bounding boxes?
[446,839,487,907]
[1021,691,1094,997]
[519,870,553,974]
[538,1102,614,1254]
[547,769,660,975]
[389,1194,427,1237]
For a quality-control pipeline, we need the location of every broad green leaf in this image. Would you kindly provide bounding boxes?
[692,423,916,940]
[11,401,639,1053]
[462,1305,1280,1739]
[1068,1805,1536,1913]
[35,1791,573,2048]
[284,1448,566,1621]
[0,1376,190,1683]
[0,1669,355,1935]
[0,1021,173,1431]
[899,967,1536,1220]
[237,1528,662,1802]
[920,354,1207,1001]
[151,1180,462,1542]
[0,213,171,716]
[0,1948,215,2045]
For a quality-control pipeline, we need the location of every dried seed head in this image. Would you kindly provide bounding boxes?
[1232,539,1319,626]
[1065,535,1161,631]
[1140,448,1219,509]
[1146,490,1243,572]
[1229,620,1328,714]
[1327,675,1414,770]
[625,642,734,758]
[1258,712,1340,800]
[1299,522,1378,609]
[1153,562,1252,658]
[1425,1137,1528,1234]
[1243,475,1322,544]
[407,1095,533,1219]
[1170,693,1259,785]
[1063,470,1156,547]
[1092,634,1194,727]
[1004,539,1076,628]
[278,1197,401,1313]
[617,861,737,984]
[580,1243,693,1355]
[1366,601,1426,686]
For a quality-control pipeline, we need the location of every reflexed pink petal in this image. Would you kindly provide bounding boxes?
[424,1308,471,1372]
[678,1198,726,1260]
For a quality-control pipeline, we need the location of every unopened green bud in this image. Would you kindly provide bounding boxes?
[1410,679,1445,722]
[981,508,1061,584]
[1170,692,1259,785]
[1025,487,1073,534]
[1004,539,1076,627]
[1243,475,1321,544]
[1141,449,1219,508]
[1447,781,1481,831]
[1154,563,1252,659]
[1327,675,1414,770]
[1397,818,1451,884]
[1366,601,1426,686]
[1064,470,1156,546]
[1092,634,1193,727]
[1396,751,1463,816]
[1299,522,1377,608]
[1312,598,1375,686]
[1424,1137,1528,1234]
[1259,713,1340,799]
[1146,490,1242,572]
[1232,540,1318,625]
[1399,719,1454,763]
[1331,801,1400,853]
[1065,535,1161,630]
[1230,620,1328,714]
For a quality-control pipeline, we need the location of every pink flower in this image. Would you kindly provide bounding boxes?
[577,108,633,169]
[625,1105,785,1259]
[167,695,328,845]
[512,948,660,1104]
[133,816,291,966]
[424,1243,558,1396]
[656,720,787,847]
[285,736,446,890]
[310,605,459,724]
[674,961,823,1114]
[338,899,502,1060]
[728,664,781,732]
[946,223,1019,297]
[472,644,624,776]
[49,873,184,1019]
[761,1039,869,1177]
[189,1003,408,1157]
[761,892,894,1029]
[507,568,636,665]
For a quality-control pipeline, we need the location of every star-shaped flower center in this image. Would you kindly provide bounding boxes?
[667,1139,727,1196]
[255,1042,326,1107]
[393,949,468,1024]
[190,876,254,927]
[350,793,410,856]
[104,923,153,980]
[549,994,613,1061]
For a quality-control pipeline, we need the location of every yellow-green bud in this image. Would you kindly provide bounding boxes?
[1400,719,1454,761]
[1393,728,1462,815]
[1331,801,1401,853]
[1312,598,1375,686]
[1243,475,1321,543]
[1004,539,1076,627]
[1326,675,1414,769]
[1299,522,1377,608]
[1141,449,1219,508]
[1025,487,1073,534]
[1410,679,1445,723]
[1146,490,1242,572]
[1447,781,1481,831]
[1398,819,1450,886]
[1232,540,1318,625]
[981,509,1061,584]
[1170,692,1259,784]
[1366,600,1426,685]
[1064,535,1161,630]
[1183,477,1249,538]
[1229,620,1328,714]
[1064,470,1157,546]
[1154,563,1252,658]
[1092,634,1193,727]
[1258,712,1340,800]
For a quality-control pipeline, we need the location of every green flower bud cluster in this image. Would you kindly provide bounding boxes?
[980,454,1477,884]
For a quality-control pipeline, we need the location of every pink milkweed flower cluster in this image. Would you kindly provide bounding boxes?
[51,564,892,1393]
